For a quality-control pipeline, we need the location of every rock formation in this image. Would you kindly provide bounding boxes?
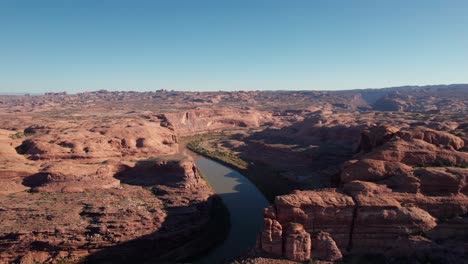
[283,223,311,262]
[161,107,272,136]
[260,218,282,256]
[15,120,179,160]
[0,107,213,263]
[258,125,468,263]
[0,155,213,263]
[311,232,343,262]
[29,161,121,193]
[0,130,36,195]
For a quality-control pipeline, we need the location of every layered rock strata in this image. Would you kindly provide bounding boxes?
[258,126,468,262]
[0,153,213,263]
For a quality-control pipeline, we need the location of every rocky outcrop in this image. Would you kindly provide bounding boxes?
[260,213,313,262]
[283,223,311,262]
[414,167,467,196]
[274,190,355,249]
[400,127,464,150]
[28,162,121,193]
[291,113,363,144]
[311,232,342,262]
[343,181,437,254]
[15,120,179,161]
[0,130,37,195]
[257,190,353,261]
[259,125,468,263]
[260,218,282,256]
[359,126,468,167]
[341,159,419,193]
[115,156,201,189]
[0,155,214,263]
[258,179,465,261]
[367,138,468,166]
[341,159,413,182]
[161,108,271,136]
[347,126,468,195]
[359,125,400,152]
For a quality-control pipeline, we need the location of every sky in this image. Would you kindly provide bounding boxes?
[1,0,468,93]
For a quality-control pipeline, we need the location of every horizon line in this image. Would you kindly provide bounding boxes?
[1,83,467,96]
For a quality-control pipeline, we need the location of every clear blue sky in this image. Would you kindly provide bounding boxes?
[1,0,468,93]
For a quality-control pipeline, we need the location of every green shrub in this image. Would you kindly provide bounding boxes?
[9,132,24,139]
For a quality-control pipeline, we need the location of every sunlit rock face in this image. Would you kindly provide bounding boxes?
[258,125,468,263]
[161,107,272,136]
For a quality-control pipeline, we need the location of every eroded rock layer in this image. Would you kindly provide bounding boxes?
[258,125,468,263]
[0,115,215,263]
[0,155,213,263]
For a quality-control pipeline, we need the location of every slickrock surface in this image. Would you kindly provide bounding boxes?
[15,120,179,160]
[30,161,121,193]
[0,155,213,263]
[0,105,216,263]
[0,130,36,195]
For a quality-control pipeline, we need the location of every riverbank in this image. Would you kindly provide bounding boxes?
[159,164,231,263]
[79,155,231,264]
[192,154,269,263]
[184,134,292,202]
[159,195,231,263]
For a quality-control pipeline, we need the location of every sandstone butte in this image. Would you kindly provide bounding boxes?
[258,125,467,263]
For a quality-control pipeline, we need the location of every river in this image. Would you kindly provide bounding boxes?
[190,154,269,264]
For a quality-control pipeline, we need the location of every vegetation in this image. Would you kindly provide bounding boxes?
[187,139,248,169]
[8,131,35,140]
[9,132,25,139]
[184,133,292,202]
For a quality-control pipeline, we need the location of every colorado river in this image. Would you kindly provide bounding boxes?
[191,155,269,264]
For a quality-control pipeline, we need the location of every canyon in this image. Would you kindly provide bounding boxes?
[0,84,467,263]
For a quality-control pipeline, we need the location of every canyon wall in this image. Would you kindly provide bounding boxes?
[0,116,215,263]
[258,125,468,263]
[161,107,272,136]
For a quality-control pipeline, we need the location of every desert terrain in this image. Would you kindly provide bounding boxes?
[0,84,467,263]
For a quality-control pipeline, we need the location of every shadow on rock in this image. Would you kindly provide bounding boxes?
[83,195,229,264]
[21,173,48,188]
